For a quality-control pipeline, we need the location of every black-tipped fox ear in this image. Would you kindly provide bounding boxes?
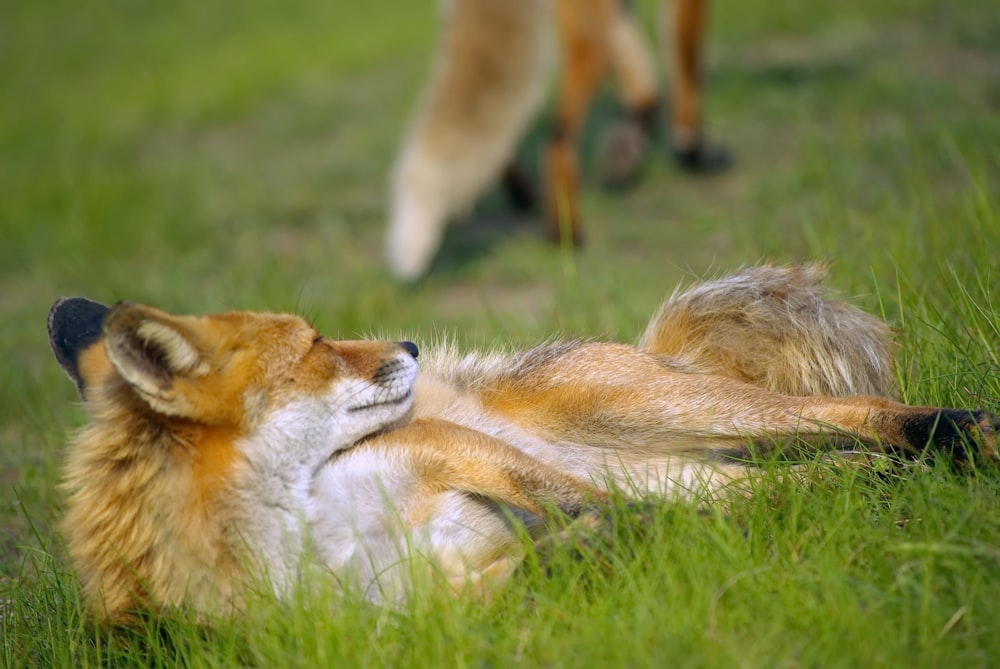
[102,302,209,416]
[48,297,112,397]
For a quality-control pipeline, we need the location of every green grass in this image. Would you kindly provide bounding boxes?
[1,0,998,666]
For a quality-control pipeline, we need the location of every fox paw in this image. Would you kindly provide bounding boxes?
[501,163,539,212]
[671,139,732,174]
[902,409,1000,466]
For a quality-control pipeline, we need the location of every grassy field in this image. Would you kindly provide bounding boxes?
[2,0,999,666]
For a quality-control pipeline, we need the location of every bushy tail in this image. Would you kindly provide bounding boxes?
[386,0,553,281]
[639,264,898,397]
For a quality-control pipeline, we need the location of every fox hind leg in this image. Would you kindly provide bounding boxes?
[892,408,1000,465]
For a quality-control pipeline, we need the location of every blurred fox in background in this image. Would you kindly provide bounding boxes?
[386,0,730,281]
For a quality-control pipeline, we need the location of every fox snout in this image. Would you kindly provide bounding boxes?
[398,341,419,359]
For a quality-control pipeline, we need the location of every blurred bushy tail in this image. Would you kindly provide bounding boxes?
[639,264,898,397]
[386,0,553,281]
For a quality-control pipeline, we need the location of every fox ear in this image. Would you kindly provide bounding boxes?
[102,302,209,416]
[48,297,112,397]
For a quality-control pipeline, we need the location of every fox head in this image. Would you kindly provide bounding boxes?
[47,297,420,617]
[48,297,419,448]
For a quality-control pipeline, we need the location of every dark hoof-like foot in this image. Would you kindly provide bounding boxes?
[672,140,732,174]
[501,163,539,212]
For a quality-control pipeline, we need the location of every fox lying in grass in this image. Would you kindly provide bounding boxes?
[48,265,998,622]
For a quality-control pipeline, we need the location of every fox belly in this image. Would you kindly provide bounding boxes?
[309,446,534,600]
[408,367,732,497]
[408,337,998,499]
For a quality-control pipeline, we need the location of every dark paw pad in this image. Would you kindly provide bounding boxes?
[501,163,539,212]
[671,140,732,174]
[902,409,999,465]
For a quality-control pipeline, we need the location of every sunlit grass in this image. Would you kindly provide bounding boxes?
[1,0,998,665]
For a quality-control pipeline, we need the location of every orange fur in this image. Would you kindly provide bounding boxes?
[388,0,726,279]
[49,266,997,620]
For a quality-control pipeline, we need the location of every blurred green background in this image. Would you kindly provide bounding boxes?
[1,1,998,662]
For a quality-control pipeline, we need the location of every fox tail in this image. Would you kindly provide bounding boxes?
[386,0,554,281]
[638,264,898,397]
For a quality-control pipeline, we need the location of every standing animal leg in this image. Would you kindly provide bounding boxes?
[664,0,730,171]
[545,0,617,246]
[600,1,661,189]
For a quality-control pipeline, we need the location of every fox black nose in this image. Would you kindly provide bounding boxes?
[398,341,419,359]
